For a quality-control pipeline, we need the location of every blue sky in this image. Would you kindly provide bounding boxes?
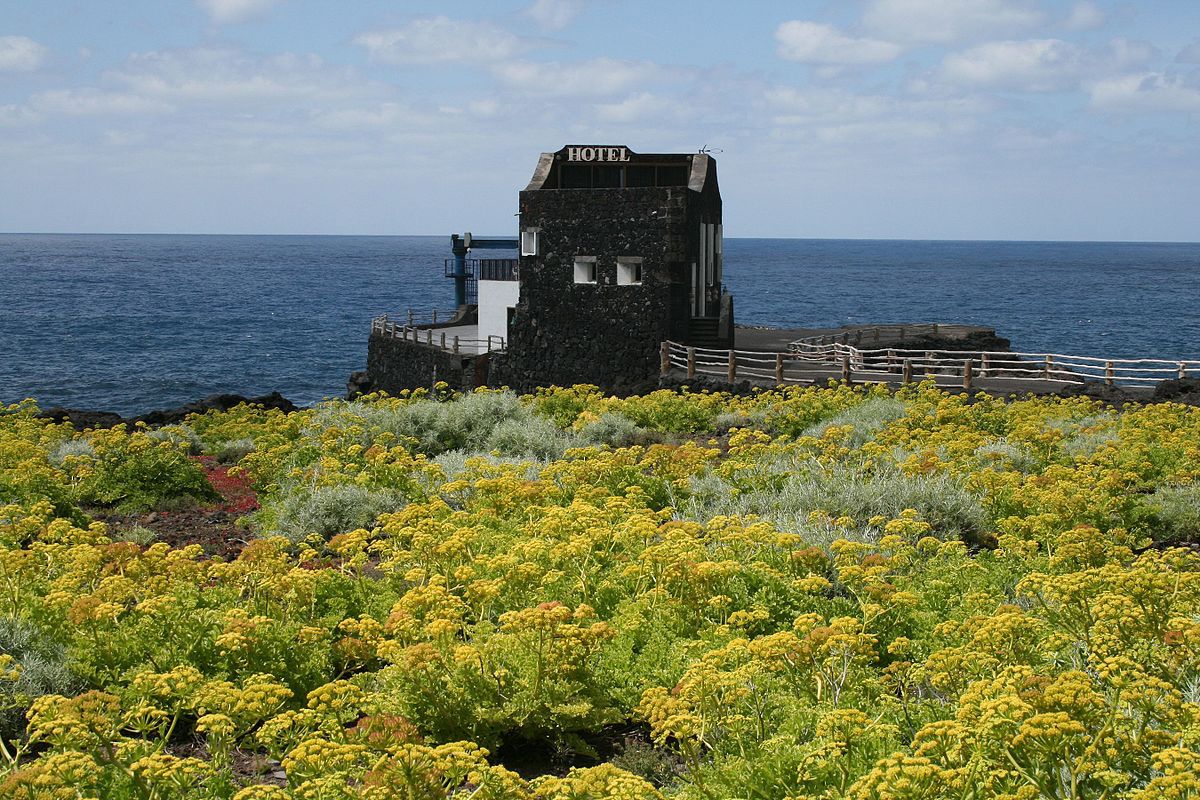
[2,0,1199,240]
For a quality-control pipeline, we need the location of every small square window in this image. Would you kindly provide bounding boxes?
[521,229,539,256]
[617,257,643,285]
[574,256,597,284]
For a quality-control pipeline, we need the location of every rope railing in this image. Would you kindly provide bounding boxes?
[662,339,1200,390]
[371,315,505,354]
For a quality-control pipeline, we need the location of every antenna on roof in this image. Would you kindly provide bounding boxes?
[698,145,724,155]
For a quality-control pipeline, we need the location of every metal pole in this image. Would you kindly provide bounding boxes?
[453,249,467,307]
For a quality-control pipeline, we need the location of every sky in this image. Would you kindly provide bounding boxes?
[1,0,1199,240]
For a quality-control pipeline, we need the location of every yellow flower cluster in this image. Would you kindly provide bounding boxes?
[3,384,1200,799]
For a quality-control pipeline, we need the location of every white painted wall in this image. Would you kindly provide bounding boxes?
[478,279,520,349]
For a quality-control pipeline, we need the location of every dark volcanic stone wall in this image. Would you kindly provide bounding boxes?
[497,183,719,394]
[367,334,484,395]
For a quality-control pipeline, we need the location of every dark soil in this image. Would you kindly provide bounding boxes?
[95,457,259,559]
[492,724,682,785]
[167,741,286,787]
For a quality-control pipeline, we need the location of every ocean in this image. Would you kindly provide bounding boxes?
[2,234,1198,416]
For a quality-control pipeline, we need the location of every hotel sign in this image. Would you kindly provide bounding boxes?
[563,145,632,163]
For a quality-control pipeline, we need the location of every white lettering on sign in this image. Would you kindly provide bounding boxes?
[566,146,631,163]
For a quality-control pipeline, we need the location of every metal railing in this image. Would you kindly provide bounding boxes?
[372,314,505,354]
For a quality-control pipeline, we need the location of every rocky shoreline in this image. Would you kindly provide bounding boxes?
[32,374,1200,434]
[39,391,298,430]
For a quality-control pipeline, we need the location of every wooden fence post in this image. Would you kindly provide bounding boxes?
[453,336,460,354]
[981,352,990,378]
[902,359,913,384]
[841,356,852,384]
[775,353,784,384]
[440,332,446,350]
[727,350,737,383]
[660,342,670,376]
[426,329,432,345]
[1105,361,1114,386]
[687,347,696,379]
[1043,354,1052,379]
[963,359,973,391]
[925,351,934,376]
[1180,362,1188,379]
[887,349,896,373]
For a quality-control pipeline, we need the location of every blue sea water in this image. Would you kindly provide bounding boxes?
[2,233,1198,416]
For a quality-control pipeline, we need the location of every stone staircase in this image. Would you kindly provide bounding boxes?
[688,316,723,348]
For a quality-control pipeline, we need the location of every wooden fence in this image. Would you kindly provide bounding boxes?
[662,338,1200,390]
[372,314,505,354]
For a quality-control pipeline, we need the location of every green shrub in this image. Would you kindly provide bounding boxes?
[579,412,646,448]
[0,617,77,740]
[263,484,408,543]
[682,462,986,545]
[486,416,578,460]
[215,437,256,464]
[71,430,218,512]
[47,438,95,467]
[145,425,203,456]
[111,525,160,547]
[1145,483,1200,544]
[802,397,907,447]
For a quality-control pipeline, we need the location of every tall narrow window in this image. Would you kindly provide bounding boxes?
[617,257,643,285]
[521,229,539,256]
[574,256,597,284]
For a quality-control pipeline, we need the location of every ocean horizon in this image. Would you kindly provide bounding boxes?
[3,233,1199,416]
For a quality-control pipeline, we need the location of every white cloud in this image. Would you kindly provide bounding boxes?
[355,17,528,65]
[524,0,584,31]
[1107,37,1157,69]
[0,35,48,72]
[941,39,1086,91]
[1179,41,1200,64]
[30,89,174,116]
[764,85,991,127]
[1089,72,1200,113]
[108,48,375,106]
[0,103,41,126]
[195,0,281,24]
[863,0,1042,44]
[491,58,670,97]
[1064,1,1105,31]
[774,21,902,65]
[594,92,691,123]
